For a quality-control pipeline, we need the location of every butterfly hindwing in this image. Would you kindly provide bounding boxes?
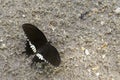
[22,23,48,49]
[38,43,61,67]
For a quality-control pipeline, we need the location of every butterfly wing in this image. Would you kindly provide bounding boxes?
[22,23,48,49]
[39,43,61,67]
[22,23,61,67]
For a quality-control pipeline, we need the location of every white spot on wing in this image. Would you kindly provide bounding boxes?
[27,39,37,53]
[36,53,44,60]
[36,53,47,62]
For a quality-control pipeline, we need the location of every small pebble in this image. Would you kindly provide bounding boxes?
[111,78,115,80]
[0,43,6,49]
[102,54,106,58]
[84,49,90,55]
[75,64,79,67]
[9,20,13,23]
[51,26,56,31]
[100,15,104,17]
[101,42,108,49]
[92,8,99,13]
[87,69,91,72]
[101,21,105,25]
[0,39,3,42]
[96,72,100,76]
[81,47,85,51]
[92,66,99,71]
[114,7,120,14]
[22,14,26,18]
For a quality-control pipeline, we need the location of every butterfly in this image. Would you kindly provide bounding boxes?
[22,23,61,67]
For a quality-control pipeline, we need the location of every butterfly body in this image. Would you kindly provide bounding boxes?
[22,23,61,67]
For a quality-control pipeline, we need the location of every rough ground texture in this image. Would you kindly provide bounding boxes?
[0,0,120,80]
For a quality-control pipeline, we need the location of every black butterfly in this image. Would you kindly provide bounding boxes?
[22,23,61,67]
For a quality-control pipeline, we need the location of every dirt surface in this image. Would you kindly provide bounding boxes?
[0,0,120,80]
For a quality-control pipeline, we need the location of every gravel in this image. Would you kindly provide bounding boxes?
[0,0,120,80]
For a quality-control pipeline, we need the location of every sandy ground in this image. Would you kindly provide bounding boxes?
[0,0,120,80]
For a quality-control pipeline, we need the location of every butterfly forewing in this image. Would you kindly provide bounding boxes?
[25,40,35,57]
[22,23,47,49]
